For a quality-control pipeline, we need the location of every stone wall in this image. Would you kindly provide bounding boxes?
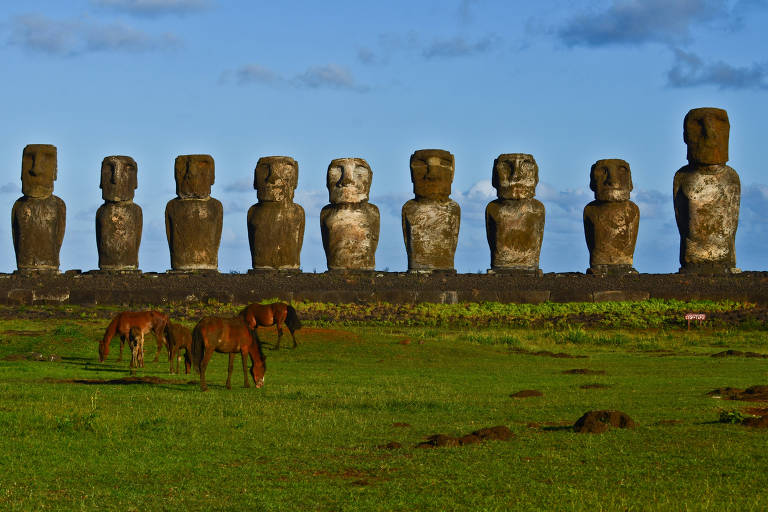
[1,271,766,306]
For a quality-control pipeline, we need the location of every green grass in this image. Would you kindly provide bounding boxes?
[0,307,767,510]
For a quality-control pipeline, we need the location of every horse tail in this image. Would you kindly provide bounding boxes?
[285,305,302,332]
[190,324,204,375]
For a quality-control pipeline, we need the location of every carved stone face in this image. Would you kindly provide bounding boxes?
[21,144,57,198]
[493,153,538,200]
[684,107,729,165]
[100,156,137,202]
[327,158,371,204]
[590,159,632,202]
[410,149,454,200]
[174,155,214,199]
[254,156,298,202]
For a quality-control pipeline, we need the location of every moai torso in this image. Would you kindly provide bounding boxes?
[96,156,142,270]
[583,159,639,274]
[165,155,222,271]
[673,108,740,273]
[320,158,380,271]
[402,149,460,272]
[247,156,305,270]
[485,153,545,274]
[12,144,66,272]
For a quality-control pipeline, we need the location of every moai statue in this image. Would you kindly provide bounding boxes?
[320,158,380,271]
[402,149,460,272]
[11,144,66,273]
[583,159,640,275]
[673,107,740,274]
[247,156,305,271]
[485,153,545,275]
[96,156,142,271]
[165,155,222,271]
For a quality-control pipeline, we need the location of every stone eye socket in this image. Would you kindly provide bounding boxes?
[439,159,452,167]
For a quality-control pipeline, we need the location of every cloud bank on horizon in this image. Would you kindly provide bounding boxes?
[0,0,766,274]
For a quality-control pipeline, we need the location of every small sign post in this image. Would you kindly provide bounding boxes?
[684,313,706,330]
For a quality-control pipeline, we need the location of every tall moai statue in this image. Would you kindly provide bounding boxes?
[247,156,305,271]
[485,153,545,275]
[165,155,222,271]
[320,158,380,271]
[11,144,66,273]
[402,149,460,272]
[674,108,740,274]
[583,159,640,275]
[96,156,142,271]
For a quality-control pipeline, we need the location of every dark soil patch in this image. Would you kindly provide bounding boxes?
[580,383,610,389]
[510,389,543,398]
[563,368,606,375]
[654,419,684,426]
[510,348,587,359]
[2,352,61,362]
[46,376,191,385]
[707,385,768,401]
[573,410,636,433]
[416,425,513,448]
[0,330,46,336]
[711,350,768,359]
[376,441,402,450]
[392,422,411,428]
[742,416,768,428]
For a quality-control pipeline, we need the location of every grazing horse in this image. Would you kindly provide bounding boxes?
[99,311,169,363]
[190,315,266,392]
[165,321,192,375]
[128,326,144,374]
[239,302,302,350]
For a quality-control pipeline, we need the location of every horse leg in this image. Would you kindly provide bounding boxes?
[289,327,298,349]
[118,335,126,362]
[200,347,214,392]
[275,324,283,350]
[183,350,191,374]
[169,345,177,374]
[241,350,250,388]
[226,353,235,390]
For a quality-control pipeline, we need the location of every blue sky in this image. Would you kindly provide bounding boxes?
[1,0,767,274]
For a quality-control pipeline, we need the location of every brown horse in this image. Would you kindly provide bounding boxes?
[99,311,169,363]
[128,326,144,374]
[239,302,302,350]
[190,315,266,391]
[165,321,192,374]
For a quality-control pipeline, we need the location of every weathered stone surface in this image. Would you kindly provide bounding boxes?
[248,156,305,270]
[165,155,222,271]
[674,108,740,274]
[486,153,545,273]
[320,158,380,271]
[12,144,66,272]
[583,159,639,275]
[402,149,460,272]
[96,156,142,270]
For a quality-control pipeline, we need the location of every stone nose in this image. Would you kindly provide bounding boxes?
[338,168,354,186]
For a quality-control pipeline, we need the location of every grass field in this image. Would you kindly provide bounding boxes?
[0,303,767,511]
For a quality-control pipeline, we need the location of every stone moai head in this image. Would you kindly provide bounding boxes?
[327,158,372,204]
[21,144,57,198]
[493,153,538,200]
[174,154,214,199]
[410,149,454,200]
[100,156,137,202]
[254,156,298,202]
[590,159,633,202]
[684,107,729,165]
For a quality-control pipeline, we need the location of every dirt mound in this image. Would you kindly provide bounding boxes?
[2,352,60,362]
[742,416,768,428]
[510,390,543,398]
[510,348,587,359]
[563,368,606,375]
[711,350,768,359]
[47,376,189,385]
[708,385,768,401]
[580,383,610,389]
[573,410,636,433]
[416,425,513,448]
